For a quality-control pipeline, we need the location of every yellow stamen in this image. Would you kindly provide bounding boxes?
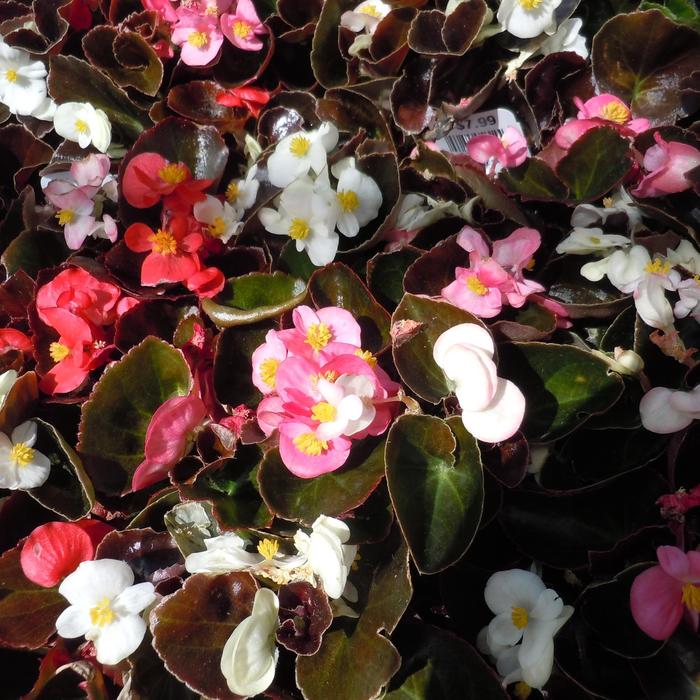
[517,0,543,8]
[289,135,311,157]
[257,538,279,560]
[467,276,488,296]
[354,348,377,366]
[511,606,529,629]
[204,3,218,14]
[603,197,614,208]
[514,682,532,700]
[49,342,70,363]
[89,598,115,628]
[10,442,35,467]
[56,209,75,226]
[149,228,178,256]
[259,358,279,388]
[589,236,601,245]
[600,101,630,125]
[158,163,188,186]
[208,216,227,238]
[226,181,239,203]
[74,119,89,134]
[311,369,338,386]
[305,322,332,351]
[311,401,337,423]
[337,190,359,213]
[293,432,328,456]
[644,258,671,276]
[360,3,382,18]
[694,275,700,286]
[682,583,700,612]
[288,218,310,241]
[233,20,252,38]
[187,30,208,47]
[5,68,17,83]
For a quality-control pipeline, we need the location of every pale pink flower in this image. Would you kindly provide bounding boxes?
[631,546,700,640]
[251,330,288,395]
[172,11,223,66]
[633,133,700,199]
[467,126,528,172]
[574,94,650,134]
[220,0,266,51]
[640,384,700,434]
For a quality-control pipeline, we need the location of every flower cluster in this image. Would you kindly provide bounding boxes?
[253,305,400,477]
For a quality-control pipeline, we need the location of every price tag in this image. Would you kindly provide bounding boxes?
[436,108,526,154]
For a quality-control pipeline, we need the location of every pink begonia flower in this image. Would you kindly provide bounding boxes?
[630,546,700,640]
[251,329,288,394]
[257,394,287,437]
[433,324,525,443]
[657,486,700,519]
[442,263,509,318]
[132,395,207,491]
[172,11,223,66]
[467,126,528,172]
[554,119,598,150]
[279,419,353,478]
[141,0,178,23]
[633,133,700,199]
[640,384,700,434]
[492,227,545,307]
[277,305,362,361]
[574,94,650,134]
[529,294,573,329]
[220,0,266,51]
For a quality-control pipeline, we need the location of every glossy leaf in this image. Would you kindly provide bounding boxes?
[498,157,569,201]
[0,370,38,436]
[366,248,421,310]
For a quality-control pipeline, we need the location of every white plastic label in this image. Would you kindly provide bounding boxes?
[436,108,524,154]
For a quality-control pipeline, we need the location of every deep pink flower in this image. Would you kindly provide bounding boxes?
[467,126,528,171]
[0,328,33,353]
[631,546,700,640]
[132,395,207,491]
[492,227,545,308]
[658,486,700,519]
[216,86,271,118]
[220,0,266,50]
[574,94,650,134]
[172,10,223,66]
[554,119,598,149]
[251,329,288,394]
[141,0,178,23]
[278,419,352,479]
[633,133,700,198]
[441,263,509,318]
[185,265,225,298]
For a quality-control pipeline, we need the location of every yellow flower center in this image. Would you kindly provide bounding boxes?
[305,322,332,351]
[5,68,17,83]
[158,163,188,186]
[511,606,529,629]
[644,258,671,275]
[517,0,543,9]
[257,538,279,560]
[514,682,532,700]
[354,348,377,366]
[360,3,382,17]
[289,135,311,157]
[603,196,614,208]
[74,119,89,134]
[205,3,218,14]
[259,358,279,388]
[10,442,35,467]
[226,181,239,203]
[312,370,338,385]
[233,20,252,38]
[56,209,75,226]
[187,30,208,47]
[208,216,227,238]
[467,276,488,296]
[682,583,700,612]
[337,190,359,213]
[589,236,601,245]
[311,401,337,423]
[288,218,310,241]
[293,432,329,456]
[150,228,178,256]
[89,597,115,628]
[600,102,630,125]
[49,342,70,363]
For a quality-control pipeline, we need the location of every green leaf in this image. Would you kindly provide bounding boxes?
[151,572,257,700]
[258,439,386,525]
[78,337,192,495]
[498,157,569,201]
[385,415,483,574]
[391,294,482,403]
[367,248,421,310]
[309,263,391,354]
[0,545,65,650]
[639,0,700,30]
[592,9,700,124]
[202,272,307,328]
[556,127,632,202]
[311,0,354,88]
[2,229,70,278]
[498,342,625,441]
[28,418,94,520]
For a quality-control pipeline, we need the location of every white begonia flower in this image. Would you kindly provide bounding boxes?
[185,533,306,580]
[330,157,383,238]
[0,40,49,117]
[220,587,279,697]
[0,420,51,490]
[339,0,391,34]
[675,278,700,321]
[294,515,357,600]
[581,245,650,290]
[194,195,242,244]
[571,188,644,234]
[311,373,377,441]
[53,102,112,153]
[633,268,679,331]
[0,369,18,409]
[266,122,339,189]
[433,324,525,444]
[259,174,339,266]
[497,0,563,39]
[640,385,700,434]
[539,17,588,58]
[225,164,260,215]
[56,559,156,666]
[667,240,700,276]
[555,227,630,256]
[481,569,573,690]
